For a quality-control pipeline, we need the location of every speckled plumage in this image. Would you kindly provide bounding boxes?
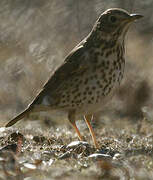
[6,8,142,148]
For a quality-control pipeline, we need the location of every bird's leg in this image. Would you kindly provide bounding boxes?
[68,110,84,141]
[84,114,99,149]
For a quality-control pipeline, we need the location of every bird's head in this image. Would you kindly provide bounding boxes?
[94,8,143,41]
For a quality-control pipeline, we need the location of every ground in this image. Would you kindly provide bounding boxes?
[0,112,153,179]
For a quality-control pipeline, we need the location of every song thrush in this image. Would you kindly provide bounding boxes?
[6,8,142,148]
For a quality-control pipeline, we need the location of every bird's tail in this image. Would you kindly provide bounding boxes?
[5,105,34,127]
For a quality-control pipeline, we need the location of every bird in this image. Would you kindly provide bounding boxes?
[5,8,143,149]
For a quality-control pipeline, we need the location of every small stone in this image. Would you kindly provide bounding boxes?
[24,163,36,169]
[67,141,89,149]
[113,153,123,161]
[88,153,112,161]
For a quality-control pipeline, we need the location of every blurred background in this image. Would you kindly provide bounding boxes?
[0,0,153,126]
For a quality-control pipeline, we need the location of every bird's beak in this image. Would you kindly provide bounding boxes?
[129,14,143,22]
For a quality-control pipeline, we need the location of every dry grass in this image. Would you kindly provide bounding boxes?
[0,117,153,179]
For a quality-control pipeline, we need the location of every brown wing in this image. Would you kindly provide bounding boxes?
[32,41,88,105]
[5,40,88,127]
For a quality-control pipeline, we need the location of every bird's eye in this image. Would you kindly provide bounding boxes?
[109,15,117,23]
